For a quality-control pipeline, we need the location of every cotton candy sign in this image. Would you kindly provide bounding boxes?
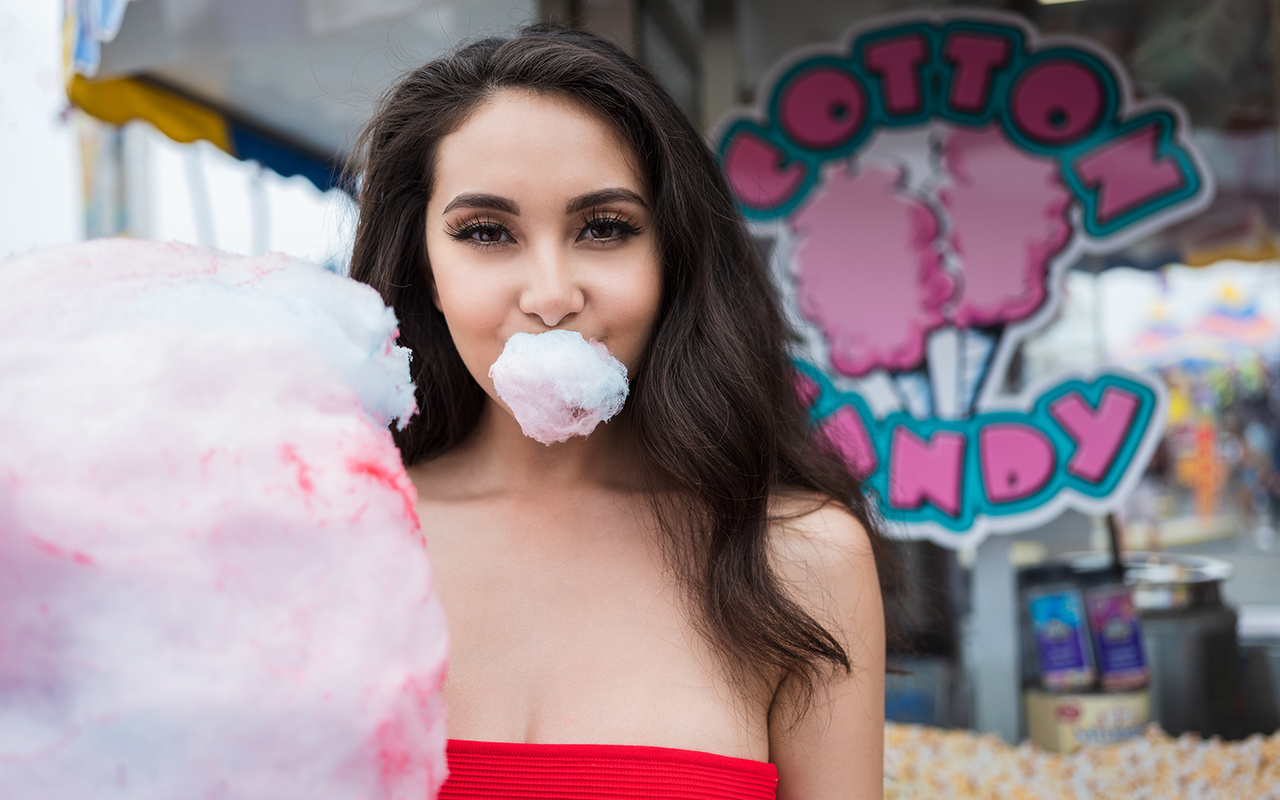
[0,239,448,799]
[716,11,1211,547]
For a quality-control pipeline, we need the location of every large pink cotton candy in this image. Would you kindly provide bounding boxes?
[0,239,448,800]
[940,126,1073,328]
[489,330,629,445]
[790,163,955,377]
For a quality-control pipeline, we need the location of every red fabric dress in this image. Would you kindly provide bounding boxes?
[439,739,778,799]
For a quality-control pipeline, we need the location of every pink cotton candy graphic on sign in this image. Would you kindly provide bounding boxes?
[0,239,447,800]
[790,164,955,377]
[940,126,1073,328]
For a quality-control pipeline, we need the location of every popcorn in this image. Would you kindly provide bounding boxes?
[884,723,1280,800]
[0,239,448,800]
[489,330,629,445]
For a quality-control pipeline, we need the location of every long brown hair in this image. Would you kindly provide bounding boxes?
[346,24,899,713]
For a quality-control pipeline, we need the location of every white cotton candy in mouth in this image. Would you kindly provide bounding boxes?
[489,330,630,445]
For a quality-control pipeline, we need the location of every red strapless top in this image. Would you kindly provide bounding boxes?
[439,739,778,799]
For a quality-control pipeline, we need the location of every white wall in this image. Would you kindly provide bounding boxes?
[0,0,82,259]
[136,127,355,269]
[0,0,355,269]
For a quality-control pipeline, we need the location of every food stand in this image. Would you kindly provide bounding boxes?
[57,0,1280,795]
[713,8,1280,791]
[717,6,1209,744]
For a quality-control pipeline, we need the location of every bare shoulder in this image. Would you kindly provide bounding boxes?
[767,491,886,800]
[767,491,878,612]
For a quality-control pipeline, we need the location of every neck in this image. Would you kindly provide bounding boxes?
[454,399,643,494]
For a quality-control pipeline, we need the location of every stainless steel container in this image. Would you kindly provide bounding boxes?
[1120,552,1237,738]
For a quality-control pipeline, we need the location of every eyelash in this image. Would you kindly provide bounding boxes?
[579,210,643,243]
[444,210,643,247]
[444,214,510,245]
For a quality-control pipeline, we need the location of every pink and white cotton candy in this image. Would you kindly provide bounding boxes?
[0,239,448,800]
[489,330,630,445]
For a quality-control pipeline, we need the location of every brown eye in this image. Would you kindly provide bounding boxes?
[446,217,514,246]
[585,222,624,241]
[471,225,509,243]
[579,214,641,243]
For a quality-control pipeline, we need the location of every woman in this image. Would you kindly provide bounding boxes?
[348,25,896,799]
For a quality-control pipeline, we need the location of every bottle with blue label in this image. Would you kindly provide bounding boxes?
[1024,565,1097,691]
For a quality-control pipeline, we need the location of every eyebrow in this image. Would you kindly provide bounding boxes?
[565,188,648,214]
[439,187,648,217]
[441,193,519,215]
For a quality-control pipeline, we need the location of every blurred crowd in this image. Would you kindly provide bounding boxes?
[1125,356,1280,550]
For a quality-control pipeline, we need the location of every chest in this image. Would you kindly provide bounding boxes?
[417,494,770,755]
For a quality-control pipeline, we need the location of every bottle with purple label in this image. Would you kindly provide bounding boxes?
[1081,572,1148,691]
[1028,584,1096,691]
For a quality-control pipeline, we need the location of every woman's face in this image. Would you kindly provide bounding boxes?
[424,89,662,412]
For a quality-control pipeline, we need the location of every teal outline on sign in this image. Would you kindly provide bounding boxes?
[934,19,1025,127]
[994,47,1121,158]
[1063,110,1203,239]
[847,21,941,129]
[796,360,1160,539]
[717,13,1208,241]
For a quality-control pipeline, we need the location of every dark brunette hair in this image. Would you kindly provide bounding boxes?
[346,24,899,714]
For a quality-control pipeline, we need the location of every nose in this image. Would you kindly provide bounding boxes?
[519,244,584,328]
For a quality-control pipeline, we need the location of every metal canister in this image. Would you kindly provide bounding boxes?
[1124,552,1238,738]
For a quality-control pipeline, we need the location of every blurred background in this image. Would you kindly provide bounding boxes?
[4,0,1280,752]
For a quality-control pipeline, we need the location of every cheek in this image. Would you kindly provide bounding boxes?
[431,257,501,326]
[431,274,506,373]
[639,254,664,328]
[440,299,500,349]
[631,277,662,338]
[610,260,664,371]
[439,312,503,398]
